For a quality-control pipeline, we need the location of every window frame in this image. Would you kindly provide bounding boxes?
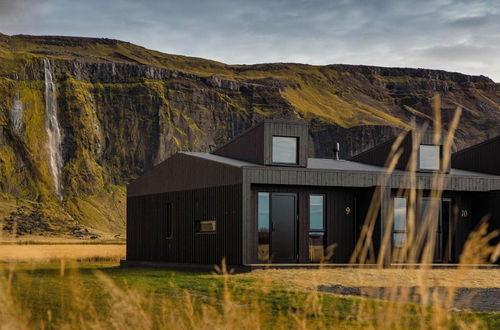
[418,144,441,172]
[308,194,326,262]
[257,192,271,263]
[392,197,408,249]
[271,135,299,165]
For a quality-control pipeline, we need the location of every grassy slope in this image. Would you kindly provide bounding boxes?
[0,34,498,238]
[1,262,498,329]
[0,34,415,127]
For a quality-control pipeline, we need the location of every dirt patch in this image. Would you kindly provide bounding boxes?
[317,285,500,312]
[245,268,500,288]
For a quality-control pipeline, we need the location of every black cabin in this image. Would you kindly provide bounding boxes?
[126,121,500,267]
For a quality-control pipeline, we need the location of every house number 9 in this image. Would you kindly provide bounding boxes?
[345,207,351,214]
[461,209,468,217]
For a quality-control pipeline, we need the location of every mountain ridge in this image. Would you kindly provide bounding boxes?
[0,34,499,238]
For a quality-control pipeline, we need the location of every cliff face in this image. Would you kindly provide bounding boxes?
[0,34,499,237]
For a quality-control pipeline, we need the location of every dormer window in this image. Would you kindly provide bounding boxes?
[419,145,440,171]
[272,136,298,165]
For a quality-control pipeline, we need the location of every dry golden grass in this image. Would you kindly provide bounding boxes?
[0,244,125,263]
[244,268,500,289]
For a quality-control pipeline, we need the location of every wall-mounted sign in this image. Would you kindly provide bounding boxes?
[345,206,351,215]
[461,210,469,217]
[197,220,216,233]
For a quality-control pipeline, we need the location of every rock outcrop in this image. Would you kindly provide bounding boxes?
[0,34,499,236]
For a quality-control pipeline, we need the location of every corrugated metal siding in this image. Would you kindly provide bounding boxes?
[127,184,242,265]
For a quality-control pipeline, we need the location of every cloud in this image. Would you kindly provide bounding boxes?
[0,0,499,81]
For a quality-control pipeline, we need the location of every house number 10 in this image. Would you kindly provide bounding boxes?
[461,209,468,217]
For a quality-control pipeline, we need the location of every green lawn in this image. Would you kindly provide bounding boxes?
[1,262,498,329]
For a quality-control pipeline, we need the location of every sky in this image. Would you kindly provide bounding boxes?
[0,0,499,81]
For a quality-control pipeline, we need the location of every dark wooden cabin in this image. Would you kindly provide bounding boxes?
[125,121,500,267]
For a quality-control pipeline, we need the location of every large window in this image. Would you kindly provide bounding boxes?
[272,136,298,164]
[393,197,407,248]
[309,194,325,262]
[257,192,270,262]
[419,145,440,171]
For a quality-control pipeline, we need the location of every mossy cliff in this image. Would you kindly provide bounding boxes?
[0,34,499,237]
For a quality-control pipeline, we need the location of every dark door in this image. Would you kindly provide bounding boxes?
[271,193,297,263]
[420,197,442,262]
[441,199,453,263]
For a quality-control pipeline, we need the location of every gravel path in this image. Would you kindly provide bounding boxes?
[317,285,500,312]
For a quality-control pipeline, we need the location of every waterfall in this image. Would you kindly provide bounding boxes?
[10,94,23,134]
[43,58,64,199]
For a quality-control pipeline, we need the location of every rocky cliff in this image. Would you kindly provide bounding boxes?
[0,34,499,238]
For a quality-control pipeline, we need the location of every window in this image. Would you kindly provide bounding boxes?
[419,145,440,170]
[166,203,173,239]
[195,220,216,233]
[393,197,407,248]
[257,192,270,262]
[272,136,298,164]
[309,194,325,262]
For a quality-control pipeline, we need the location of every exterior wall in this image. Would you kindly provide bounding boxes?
[244,184,490,265]
[452,136,500,175]
[127,153,243,197]
[249,185,358,264]
[244,166,500,191]
[262,121,309,167]
[127,184,243,265]
[486,191,500,262]
[382,190,485,264]
[351,130,451,173]
[213,122,266,164]
[213,120,309,167]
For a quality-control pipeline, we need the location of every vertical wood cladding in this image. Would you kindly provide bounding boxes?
[249,185,356,264]
[453,136,500,175]
[263,121,309,167]
[213,120,309,167]
[213,122,265,164]
[127,184,242,265]
[350,130,450,173]
[127,153,243,197]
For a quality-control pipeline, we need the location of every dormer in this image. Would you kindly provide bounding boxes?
[213,120,309,167]
[350,129,450,173]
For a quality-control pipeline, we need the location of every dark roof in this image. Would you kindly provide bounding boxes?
[182,152,497,178]
[181,152,259,167]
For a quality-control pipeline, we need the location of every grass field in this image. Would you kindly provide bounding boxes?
[0,244,499,329]
[0,244,125,262]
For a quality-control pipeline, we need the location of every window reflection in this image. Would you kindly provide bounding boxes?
[258,192,270,262]
[309,194,325,262]
[393,197,407,248]
[419,145,440,170]
[272,136,298,164]
[309,232,324,262]
[309,195,324,230]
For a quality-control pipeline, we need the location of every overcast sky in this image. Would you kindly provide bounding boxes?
[1,0,499,81]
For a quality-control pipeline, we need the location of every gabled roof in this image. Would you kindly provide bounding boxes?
[181,152,260,167]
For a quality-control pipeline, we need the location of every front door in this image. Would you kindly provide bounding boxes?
[271,193,297,263]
